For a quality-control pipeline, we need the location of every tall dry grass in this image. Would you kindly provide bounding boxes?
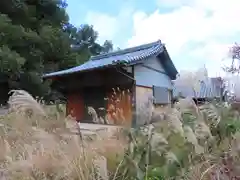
[1,89,240,179]
[0,90,127,180]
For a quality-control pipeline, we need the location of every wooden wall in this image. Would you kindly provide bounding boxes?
[66,92,84,121]
[65,85,133,127]
[54,67,135,126]
[60,68,133,91]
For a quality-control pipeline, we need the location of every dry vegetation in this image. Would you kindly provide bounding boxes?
[1,90,240,179]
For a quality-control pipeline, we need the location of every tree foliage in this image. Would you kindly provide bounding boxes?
[0,0,114,98]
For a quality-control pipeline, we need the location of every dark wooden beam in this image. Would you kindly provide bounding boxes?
[55,67,134,91]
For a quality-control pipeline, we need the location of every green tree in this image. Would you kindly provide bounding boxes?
[70,24,113,64]
[102,40,113,53]
[0,0,114,99]
[0,0,72,97]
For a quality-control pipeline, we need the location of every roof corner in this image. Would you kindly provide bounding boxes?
[161,46,178,80]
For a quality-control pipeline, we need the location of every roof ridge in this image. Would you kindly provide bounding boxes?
[90,40,162,61]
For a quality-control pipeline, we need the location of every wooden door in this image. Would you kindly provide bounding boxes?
[66,93,84,121]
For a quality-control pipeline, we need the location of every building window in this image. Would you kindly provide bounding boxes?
[152,86,171,104]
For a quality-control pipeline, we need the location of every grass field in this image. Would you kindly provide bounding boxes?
[1,90,240,179]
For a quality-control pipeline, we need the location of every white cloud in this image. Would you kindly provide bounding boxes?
[156,0,192,8]
[85,12,118,43]
[189,42,232,76]
[190,42,230,63]
[128,7,210,54]
[82,0,240,76]
[128,0,240,76]
[85,7,134,44]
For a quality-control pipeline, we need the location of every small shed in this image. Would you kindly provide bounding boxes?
[43,40,178,127]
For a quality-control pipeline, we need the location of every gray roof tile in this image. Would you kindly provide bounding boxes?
[43,40,177,79]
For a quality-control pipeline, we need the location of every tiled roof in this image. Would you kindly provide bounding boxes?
[173,77,223,98]
[43,40,178,79]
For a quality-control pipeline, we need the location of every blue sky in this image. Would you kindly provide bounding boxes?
[66,0,240,77]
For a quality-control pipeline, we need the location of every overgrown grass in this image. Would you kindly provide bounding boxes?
[1,90,240,179]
